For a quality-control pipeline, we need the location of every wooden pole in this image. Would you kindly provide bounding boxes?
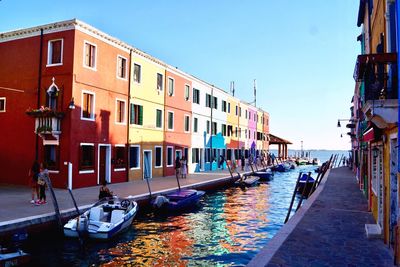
[45,175,63,229]
[284,172,303,223]
[295,172,312,212]
[68,188,80,216]
[225,158,235,181]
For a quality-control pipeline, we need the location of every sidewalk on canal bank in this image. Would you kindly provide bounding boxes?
[248,166,395,267]
[0,168,246,235]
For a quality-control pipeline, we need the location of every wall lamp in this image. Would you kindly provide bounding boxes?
[68,97,75,110]
[337,119,357,128]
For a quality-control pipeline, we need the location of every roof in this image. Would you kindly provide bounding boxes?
[268,133,292,145]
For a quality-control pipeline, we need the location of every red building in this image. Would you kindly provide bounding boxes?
[0,19,130,188]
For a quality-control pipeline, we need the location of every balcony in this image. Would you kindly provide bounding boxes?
[353,53,398,101]
[26,107,64,145]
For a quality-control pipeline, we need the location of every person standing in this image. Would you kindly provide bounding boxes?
[37,162,49,205]
[28,161,40,204]
[175,156,181,179]
[219,155,225,170]
[181,156,187,178]
[99,181,113,200]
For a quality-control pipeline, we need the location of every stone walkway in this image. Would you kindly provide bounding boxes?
[248,167,395,267]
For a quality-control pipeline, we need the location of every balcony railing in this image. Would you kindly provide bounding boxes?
[26,107,64,142]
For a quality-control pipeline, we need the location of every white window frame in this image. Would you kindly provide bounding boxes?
[0,97,5,112]
[155,146,163,168]
[46,39,63,67]
[81,90,96,121]
[83,40,97,70]
[114,144,126,172]
[167,146,174,167]
[168,77,174,96]
[184,83,190,101]
[130,145,141,170]
[184,114,190,133]
[167,111,174,131]
[115,98,126,125]
[116,55,128,80]
[133,63,142,84]
[157,73,164,91]
[193,117,198,133]
[79,143,95,174]
[156,108,163,129]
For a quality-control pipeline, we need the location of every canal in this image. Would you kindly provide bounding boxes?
[25,165,317,266]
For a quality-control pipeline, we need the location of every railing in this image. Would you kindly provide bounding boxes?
[363,63,398,101]
[34,117,61,136]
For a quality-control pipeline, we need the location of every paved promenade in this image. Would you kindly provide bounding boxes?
[0,168,243,235]
[248,166,395,267]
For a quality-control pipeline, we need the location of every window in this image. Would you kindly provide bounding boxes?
[239,107,242,117]
[114,146,126,169]
[235,127,238,137]
[129,146,140,169]
[134,64,141,83]
[80,144,94,170]
[227,125,232,137]
[222,100,227,112]
[84,41,96,69]
[245,129,247,139]
[156,109,162,128]
[157,73,163,90]
[212,122,217,135]
[0,98,5,112]
[185,84,190,101]
[239,127,242,138]
[206,94,211,108]
[206,120,210,134]
[235,105,238,116]
[47,39,63,66]
[192,148,199,163]
[205,148,211,162]
[117,56,127,79]
[228,103,231,113]
[168,77,174,96]
[167,146,173,167]
[44,145,58,170]
[213,96,218,109]
[193,117,198,133]
[222,124,227,136]
[47,84,58,110]
[116,99,126,124]
[130,104,143,125]
[245,110,248,119]
[184,115,190,132]
[82,91,95,120]
[193,88,200,104]
[168,111,174,130]
[155,146,162,168]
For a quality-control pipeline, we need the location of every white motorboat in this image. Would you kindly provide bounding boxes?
[64,197,138,240]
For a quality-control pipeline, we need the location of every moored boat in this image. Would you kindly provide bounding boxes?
[152,189,205,212]
[64,197,138,240]
[297,173,315,196]
[252,168,274,181]
[235,175,260,187]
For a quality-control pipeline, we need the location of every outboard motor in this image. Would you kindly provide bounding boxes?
[76,214,88,234]
[153,195,169,208]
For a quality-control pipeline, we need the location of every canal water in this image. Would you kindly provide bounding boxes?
[24,164,324,267]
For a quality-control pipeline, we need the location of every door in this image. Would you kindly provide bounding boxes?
[199,148,203,170]
[143,150,152,179]
[99,146,107,184]
[175,149,182,161]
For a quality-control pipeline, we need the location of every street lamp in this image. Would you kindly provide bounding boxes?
[337,119,357,128]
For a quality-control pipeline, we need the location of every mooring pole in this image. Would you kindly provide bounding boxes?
[296,172,312,212]
[284,172,303,224]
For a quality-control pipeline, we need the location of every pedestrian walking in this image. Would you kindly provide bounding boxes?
[36,162,49,205]
[28,161,40,204]
[219,155,225,170]
[180,156,187,178]
[175,156,181,179]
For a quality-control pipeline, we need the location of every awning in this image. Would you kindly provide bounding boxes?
[362,127,374,142]
[353,53,397,81]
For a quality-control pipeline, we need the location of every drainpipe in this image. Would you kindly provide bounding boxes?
[126,49,133,182]
[35,29,44,161]
[210,86,213,171]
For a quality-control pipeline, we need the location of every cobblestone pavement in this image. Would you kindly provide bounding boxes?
[249,167,395,267]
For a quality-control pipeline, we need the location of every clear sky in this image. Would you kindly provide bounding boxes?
[0,0,359,150]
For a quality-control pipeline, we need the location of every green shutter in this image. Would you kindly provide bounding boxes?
[130,104,134,124]
[139,106,143,125]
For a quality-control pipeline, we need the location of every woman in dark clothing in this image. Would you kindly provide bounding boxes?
[99,181,113,200]
[29,161,40,204]
[175,156,181,179]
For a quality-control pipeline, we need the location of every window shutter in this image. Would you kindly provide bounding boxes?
[139,106,143,125]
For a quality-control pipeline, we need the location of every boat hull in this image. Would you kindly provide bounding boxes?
[253,171,273,181]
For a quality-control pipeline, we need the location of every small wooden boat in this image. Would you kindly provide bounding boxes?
[64,197,138,240]
[297,173,315,196]
[252,169,274,181]
[235,175,260,187]
[152,189,205,212]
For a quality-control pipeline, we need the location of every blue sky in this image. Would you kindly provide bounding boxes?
[0,0,359,150]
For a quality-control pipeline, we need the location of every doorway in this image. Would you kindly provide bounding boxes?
[98,145,111,184]
[143,150,152,179]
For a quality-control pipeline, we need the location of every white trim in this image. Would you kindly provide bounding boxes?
[184,114,190,133]
[115,144,125,147]
[193,117,198,133]
[184,83,190,101]
[143,150,152,179]
[114,168,126,172]
[115,98,127,125]
[155,146,163,168]
[130,145,141,170]
[81,90,96,121]
[167,110,174,131]
[166,146,174,167]
[80,142,94,146]
[79,170,95,174]
[116,55,128,80]
[83,40,97,71]
[46,38,63,67]
[156,72,164,91]
[167,76,175,96]
[98,144,111,184]
[133,62,142,84]
[0,97,5,112]
[48,170,59,174]
[155,108,163,129]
